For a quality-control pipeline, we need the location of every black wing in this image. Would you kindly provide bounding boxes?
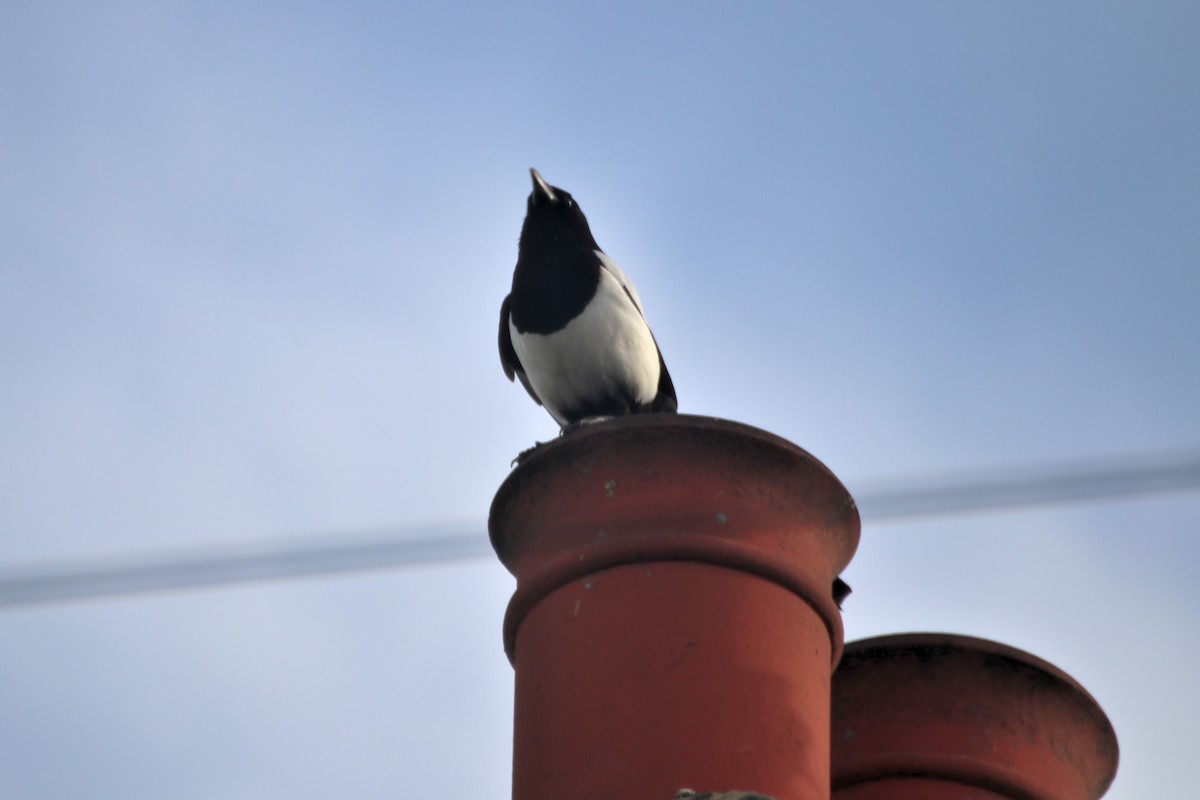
[652,346,678,413]
[498,294,542,406]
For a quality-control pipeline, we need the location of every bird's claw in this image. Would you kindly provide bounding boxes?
[511,441,547,467]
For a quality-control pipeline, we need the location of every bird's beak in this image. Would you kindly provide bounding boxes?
[530,168,557,203]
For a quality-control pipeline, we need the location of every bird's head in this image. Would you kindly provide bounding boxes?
[520,168,600,253]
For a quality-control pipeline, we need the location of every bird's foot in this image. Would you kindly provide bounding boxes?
[511,417,617,466]
[510,441,547,467]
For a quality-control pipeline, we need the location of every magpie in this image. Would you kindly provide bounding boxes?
[499,169,677,429]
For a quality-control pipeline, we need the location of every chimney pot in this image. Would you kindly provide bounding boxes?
[831,633,1119,800]
[490,415,860,800]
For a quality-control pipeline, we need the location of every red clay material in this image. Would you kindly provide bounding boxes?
[831,633,1119,800]
[489,414,859,800]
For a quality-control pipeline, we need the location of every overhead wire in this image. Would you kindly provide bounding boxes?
[850,448,1200,519]
[2,449,1198,609]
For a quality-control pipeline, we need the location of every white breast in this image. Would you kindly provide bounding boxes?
[510,256,660,427]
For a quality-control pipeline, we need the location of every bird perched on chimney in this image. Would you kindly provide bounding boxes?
[499,169,677,430]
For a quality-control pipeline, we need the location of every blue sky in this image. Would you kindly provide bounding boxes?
[2,2,1198,797]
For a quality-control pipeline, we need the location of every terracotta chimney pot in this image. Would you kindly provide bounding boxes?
[490,415,859,800]
[831,633,1119,800]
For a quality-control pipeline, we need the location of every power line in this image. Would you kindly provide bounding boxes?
[851,449,1200,519]
[2,450,1199,610]
[0,526,491,610]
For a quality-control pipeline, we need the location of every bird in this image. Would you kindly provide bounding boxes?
[499,169,677,430]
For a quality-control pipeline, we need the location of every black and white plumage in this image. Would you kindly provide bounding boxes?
[499,169,677,428]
